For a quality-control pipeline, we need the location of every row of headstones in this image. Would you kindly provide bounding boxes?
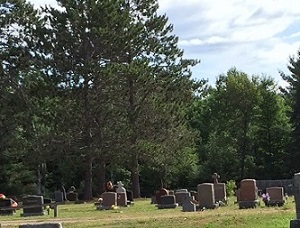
[96,190,134,210]
[54,191,78,203]
[237,179,286,209]
[152,183,228,212]
[0,195,48,216]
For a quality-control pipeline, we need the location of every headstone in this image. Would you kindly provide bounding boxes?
[157,195,178,209]
[175,192,190,206]
[197,183,217,209]
[266,187,285,207]
[214,183,227,204]
[43,198,52,211]
[175,189,188,193]
[22,195,45,217]
[0,198,15,215]
[117,192,127,207]
[54,191,64,203]
[116,181,126,193]
[19,223,63,228]
[238,179,259,209]
[168,190,174,195]
[150,195,157,204]
[155,188,169,205]
[190,191,198,202]
[126,190,134,202]
[66,192,78,201]
[97,192,117,210]
[182,196,196,212]
[290,173,300,228]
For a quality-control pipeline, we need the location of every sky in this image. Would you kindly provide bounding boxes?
[28,0,300,86]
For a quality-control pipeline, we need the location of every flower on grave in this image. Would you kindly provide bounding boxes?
[262,193,270,203]
[0,193,6,199]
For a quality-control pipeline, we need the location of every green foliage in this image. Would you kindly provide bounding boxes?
[226,180,237,196]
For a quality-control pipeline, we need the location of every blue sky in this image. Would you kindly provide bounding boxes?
[28,0,300,86]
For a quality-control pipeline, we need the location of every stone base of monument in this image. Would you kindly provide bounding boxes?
[21,212,46,217]
[266,200,285,207]
[96,205,113,210]
[19,222,63,228]
[290,219,300,228]
[196,203,219,211]
[238,200,259,209]
[156,203,178,209]
[127,201,134,206]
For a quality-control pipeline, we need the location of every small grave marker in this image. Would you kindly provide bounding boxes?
[97,192,117,210]
[157,195,178,209]
[266,187,285,207]
[182,195,196,212]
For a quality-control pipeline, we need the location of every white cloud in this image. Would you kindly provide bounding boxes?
[158,0,300,84]
[27,0,300,85]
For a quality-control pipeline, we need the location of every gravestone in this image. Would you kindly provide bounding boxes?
[197,183,217,209]
[126,190,133,202]
[22,195,45,217]
[190,191,198,202]
[54,191,64,203]
[19,223,63,228]
[66,192,78,201]
[0,198,15,215]
[214,183,227,204]
[157,195,178,209]
[290,173,300,228]
[168,190,174,195]
[150,195,157,204]
[238,179,259,209]
[116,181,126,193]
[182,195,196,212]
[126,190,134,205]
[155,188,169,205]
[97,192,117,210]
[175,192,191,206]
[266,187,285,207]
[117,192,127,207]
[175,189,188,193]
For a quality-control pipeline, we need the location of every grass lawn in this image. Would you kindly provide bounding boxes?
[0,197,296,227]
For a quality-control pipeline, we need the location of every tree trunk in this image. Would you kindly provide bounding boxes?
[98,162,106,195]
[130,156,140,198]
[83,155,93,200]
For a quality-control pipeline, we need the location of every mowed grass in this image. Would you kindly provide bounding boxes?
[0,197,296,228]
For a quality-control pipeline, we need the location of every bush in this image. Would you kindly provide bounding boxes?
[226,180,237,196]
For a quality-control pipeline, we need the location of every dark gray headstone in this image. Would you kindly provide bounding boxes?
[156,195,178,209]
[22,195,44,216]
[54,191,64,203]
[161,195,176,205]
[0,198,14,215]
[182,196,196,212]
[126,190,133,202]
[19,223,63,228]
[66,192,78,201]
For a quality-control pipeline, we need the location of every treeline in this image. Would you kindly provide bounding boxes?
[1,0,300,200]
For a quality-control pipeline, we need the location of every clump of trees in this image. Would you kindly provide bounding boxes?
[1,0,300,200]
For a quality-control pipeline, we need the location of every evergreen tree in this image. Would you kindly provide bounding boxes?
[281,49,300,173]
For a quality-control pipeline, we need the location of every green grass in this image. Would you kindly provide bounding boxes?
[0,197,296,227]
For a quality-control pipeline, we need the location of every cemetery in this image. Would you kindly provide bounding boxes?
[0,174,299,228]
